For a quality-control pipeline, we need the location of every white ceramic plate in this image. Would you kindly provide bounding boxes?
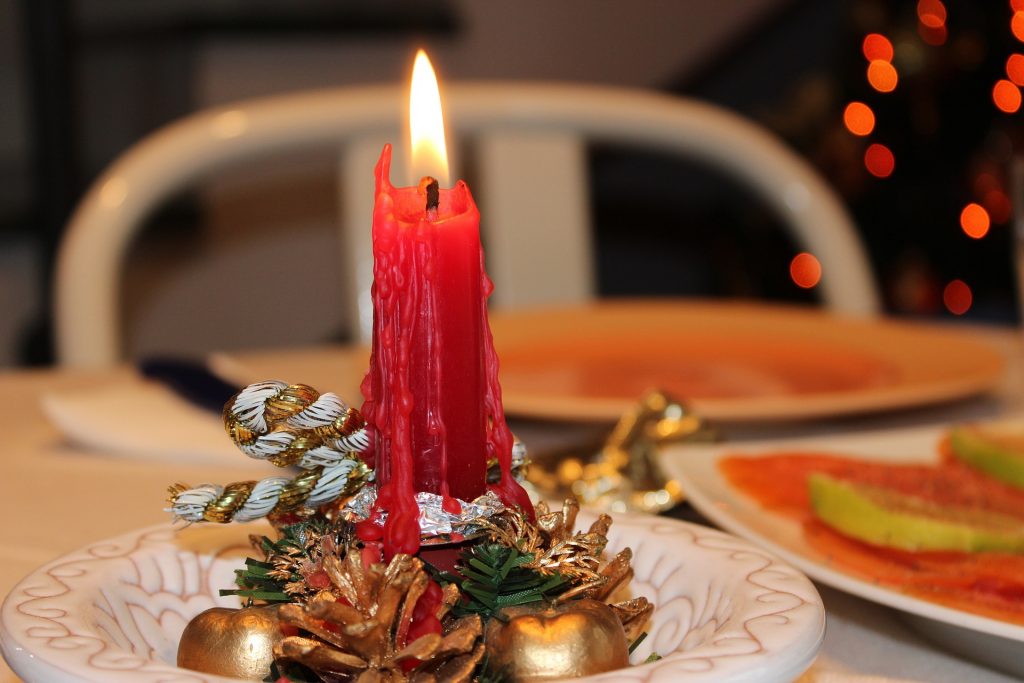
[1,513,824,683]
[662,424,1024,677]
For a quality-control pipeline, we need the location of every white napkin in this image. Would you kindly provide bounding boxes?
[42,377,243,464]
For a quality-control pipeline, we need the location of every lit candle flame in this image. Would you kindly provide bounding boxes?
[409,50,450,185]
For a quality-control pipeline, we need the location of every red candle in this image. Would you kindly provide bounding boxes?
[360,145,532,558]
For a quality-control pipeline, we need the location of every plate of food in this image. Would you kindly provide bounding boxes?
[212,300,1006,425]
[488,300,1005,422]
[0,512,825,683]
[662,419,1024,677]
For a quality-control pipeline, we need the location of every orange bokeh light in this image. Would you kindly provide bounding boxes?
[960,203,991,239]
[790,253,822,289]
[917,0,947,27]
[867,60,899,92]
[943,280,972,316]
[862,34,894,62]
[993,79,1022,113]
[1007,54,1024,86]
[1015,0,1024,11]
[864,144,895,178]
[843,102,876,136]
[1014,12,1024,42]
[984,189,1012,224]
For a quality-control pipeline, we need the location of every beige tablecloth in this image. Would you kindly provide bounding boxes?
[2,324,1023,682]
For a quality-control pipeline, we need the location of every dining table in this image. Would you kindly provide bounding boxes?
[1,315,1023,683]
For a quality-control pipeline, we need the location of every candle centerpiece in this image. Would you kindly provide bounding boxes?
[359,53,531,556]
[165,51,653,683]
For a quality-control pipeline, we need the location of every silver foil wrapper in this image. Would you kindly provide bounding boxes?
[342,487,507,542]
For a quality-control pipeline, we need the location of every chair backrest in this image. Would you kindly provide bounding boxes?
[55,82,881,367]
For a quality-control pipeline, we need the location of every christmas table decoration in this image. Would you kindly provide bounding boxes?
[164,50,659,683]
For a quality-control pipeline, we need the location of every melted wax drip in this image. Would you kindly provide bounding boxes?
[361,145,533,560]
[480,261,534,519]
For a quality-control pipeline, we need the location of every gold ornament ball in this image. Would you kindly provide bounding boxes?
[484,599,630,681]
[177,605,283,680]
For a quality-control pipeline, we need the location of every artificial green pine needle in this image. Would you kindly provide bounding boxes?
[628,631,649,654]
[447,541,572,619]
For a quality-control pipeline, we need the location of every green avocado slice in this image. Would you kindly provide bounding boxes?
[949,425,1024,490]
[808,473,1024,553]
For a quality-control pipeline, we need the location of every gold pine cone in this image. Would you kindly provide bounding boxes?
[275,552,481,682]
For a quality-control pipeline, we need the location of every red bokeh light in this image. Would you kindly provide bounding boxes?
[917,0,947,28]
[1007,54,1024,85]
[864,144,895,178]
[943,280,972,316]
[790,253,822,289]
[993,79,1023,113]
[918,22,948,46]
[862,34,894,62]
[984,189,1012,224]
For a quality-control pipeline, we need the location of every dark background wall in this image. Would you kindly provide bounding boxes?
[1,0,1020,366]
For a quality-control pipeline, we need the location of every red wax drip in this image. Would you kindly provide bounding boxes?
[480,264,534,518]
[361,145,533,560]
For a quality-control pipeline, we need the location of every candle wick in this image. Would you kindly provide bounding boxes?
[419,176,440,215]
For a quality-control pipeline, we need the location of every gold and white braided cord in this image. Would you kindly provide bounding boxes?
[167,459,372,523]
[224,381,370,469]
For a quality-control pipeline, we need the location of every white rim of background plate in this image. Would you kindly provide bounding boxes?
[670,437,1024,644]
[1,513,825,683]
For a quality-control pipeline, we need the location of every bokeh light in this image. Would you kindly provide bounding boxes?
[993,79,1022,113]
[943,280,972,315]
[1007,54,1024,85]
[918,23,948,46]
[973,172,999,196]
[790,253,822,289]
[1014,0,1024,11]
[1014,12,1024,42]
[960,203,991,238]
[862,34,894,62]
[917,0,947,28]
[867,60,899,92]
[864,144,895,178]
[984,189,1012,224]
[843,102,876,136]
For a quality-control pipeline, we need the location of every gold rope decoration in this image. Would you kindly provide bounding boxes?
[167,460,372,524]
[224,382,369,469]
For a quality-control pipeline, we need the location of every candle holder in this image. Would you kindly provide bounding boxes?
[165,379,656,682]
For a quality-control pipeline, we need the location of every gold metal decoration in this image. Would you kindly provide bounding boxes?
[528,389,717,513]
[477,498,653,640]
[177,605,283,680]
[275,552,482,682]
[483,599,630,681]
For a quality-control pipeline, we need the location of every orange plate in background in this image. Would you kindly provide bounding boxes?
[487,300,1005,422]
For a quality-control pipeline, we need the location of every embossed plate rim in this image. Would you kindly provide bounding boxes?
[1,514,824,683]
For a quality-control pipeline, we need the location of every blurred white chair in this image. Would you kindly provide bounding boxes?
[55,82,881,367]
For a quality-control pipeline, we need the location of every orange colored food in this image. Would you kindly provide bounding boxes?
[720,451,1024,624]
